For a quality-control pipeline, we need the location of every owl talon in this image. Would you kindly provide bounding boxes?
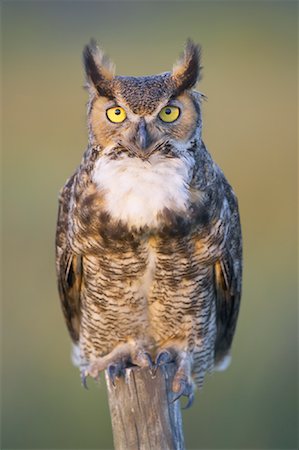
[151,349,175,375]
[144,352,154,369]
[155,349,174,367]
[167,349,195,407]
[171,389,195,409]
[182,392,195,410]
[80,370,89,390]
[171,379,195,409]
[107,364,117,386]
[107,362,126,386]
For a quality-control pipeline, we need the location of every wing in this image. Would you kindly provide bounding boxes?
[56,174,82,343]
[214,183,242,364]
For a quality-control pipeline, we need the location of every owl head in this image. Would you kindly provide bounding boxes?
[83,40,203,158]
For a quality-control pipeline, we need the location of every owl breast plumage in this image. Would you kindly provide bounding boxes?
[56,40,242,397]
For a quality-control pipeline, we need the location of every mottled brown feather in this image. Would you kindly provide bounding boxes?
[56,175,83,342]
[213,185,242,363]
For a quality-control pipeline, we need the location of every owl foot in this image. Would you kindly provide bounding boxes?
[107,351,153,386]
[107,361,126,386]
[155,349,175,367]
[172,351,195,409]
[172,369,195,409]
[84,344,154,385]
[154,348,195,407]
[151,349,176,376]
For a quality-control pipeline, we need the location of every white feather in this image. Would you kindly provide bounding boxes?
[214,354,232,371]
[92,153,193,228]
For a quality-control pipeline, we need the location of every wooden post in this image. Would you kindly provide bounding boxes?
[105,363,185,450]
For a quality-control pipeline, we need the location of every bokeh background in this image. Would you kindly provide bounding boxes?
[2,1,297,449]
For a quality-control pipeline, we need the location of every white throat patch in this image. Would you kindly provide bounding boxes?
[92,153,193,228]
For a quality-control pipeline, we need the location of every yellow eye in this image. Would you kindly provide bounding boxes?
[159,105,180,123]
[106,106,127,123]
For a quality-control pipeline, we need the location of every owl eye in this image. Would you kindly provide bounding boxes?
[158,105,180,123]
[106,106,127,123]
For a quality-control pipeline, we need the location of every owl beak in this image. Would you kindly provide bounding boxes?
[136,119,150,151]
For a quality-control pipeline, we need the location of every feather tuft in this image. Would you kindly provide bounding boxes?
[83,39,115,97]
[172,39,202,94]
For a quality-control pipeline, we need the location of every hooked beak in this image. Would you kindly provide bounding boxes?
[136,119,150,151]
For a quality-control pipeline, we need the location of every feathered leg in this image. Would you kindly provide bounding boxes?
[82,342,154,385]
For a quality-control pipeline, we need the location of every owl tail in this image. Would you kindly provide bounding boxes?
[214,353,232,372]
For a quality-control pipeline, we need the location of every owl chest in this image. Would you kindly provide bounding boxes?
[82,235,202,306]
[91,155,192,230]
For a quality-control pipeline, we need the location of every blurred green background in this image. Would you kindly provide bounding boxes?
[2,1,297,449]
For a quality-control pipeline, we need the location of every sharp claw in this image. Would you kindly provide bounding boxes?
[107,364,118,387]
[171,385,187,404]
[151,350,174,376]
[81,371,89,390]
[182,392,195,409]
[171,393,181,404]
[107,361,128,386]
[144,352,154,369]
[171,391,194,409]
[171,379,194,409]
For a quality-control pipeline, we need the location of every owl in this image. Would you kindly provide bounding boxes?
[56,39,242,406]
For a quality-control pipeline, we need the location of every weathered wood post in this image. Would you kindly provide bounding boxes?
[105,363,185,450]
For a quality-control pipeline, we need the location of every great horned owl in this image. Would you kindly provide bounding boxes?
[56,40,242,405]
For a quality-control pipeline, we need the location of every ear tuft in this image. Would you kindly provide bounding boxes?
[83,39,115,97]
[172,39,202,94]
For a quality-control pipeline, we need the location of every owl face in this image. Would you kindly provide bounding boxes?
[90,89,199,155]
[84,40,203,160]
